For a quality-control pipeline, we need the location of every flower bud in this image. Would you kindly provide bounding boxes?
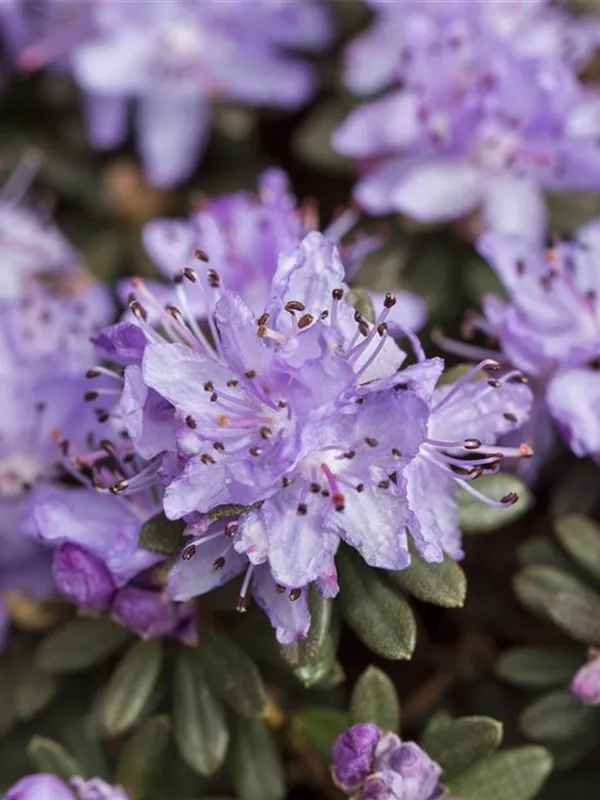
[4,774,75,800]
[52,544,115,612]
[332,723,382,791]
[112,585,191,639]
[571,654,600,705]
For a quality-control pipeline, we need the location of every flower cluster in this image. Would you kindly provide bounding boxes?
[0,160,196,650]
[80,197,533,641]
[0,161,113,652]
[332,723,450,800]
[439,218,600,472]
[334,0,600,242]
[16,0,333,186]
[5,773,130,800]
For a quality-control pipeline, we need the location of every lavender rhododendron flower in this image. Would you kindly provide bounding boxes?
[5,774,130,800]
[133,167,426,333]
[333,1,600,242]
[0,182,113,651]
[448,219,600,468]
[571,653,600,706]
[332,723,449,800]
[0,156,82,302]
[18,1,333,186]
[95,230,532,641]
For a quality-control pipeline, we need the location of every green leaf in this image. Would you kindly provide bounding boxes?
[292,633,344,689]
[173,647,229,776]
[520,690,596,742]
[15,664,59,721]
[387,548,466,608]
[459,474,532,533]
[422,716,503,779]
[232,717,285,800]
[513,565,590,618]
[139,512,186,555]
[281,586,332,669]
[0,663,18,736]
[201,630,267,718]
[36,618,132,673]
[517,536,572,571]
[350,666,400,732]
[27,737,84,780]
[447,746,553,800]
[89,639,163,737]
[292,707,349,761]
[554,514,600,582]
[338,547,417,660]
[116,715,171,800]
[496,646,585,688]
[547,591,600,645]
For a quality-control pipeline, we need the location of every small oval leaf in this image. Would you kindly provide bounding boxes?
[513,565,590,618]
[520,690,596,742]
[291,707,349,761]
[139,512,186,555]
[387,549,466,608]
[173,646,229,776]
[201,630,267,718]
[350,665,400,733]
[459,474,532,533]
[116,715,171,800]
[281,587,332,669]
[90,639,163,737]
[338,547,417,660]
[27,736,83,780]
[36,619,132,673]
[548,591,600,644]
[554,514,600,582]
[232,717,285,800]
[16,665,59,722]
[422,716,503,779]
[447,746,553,800]
[496,646,585,688]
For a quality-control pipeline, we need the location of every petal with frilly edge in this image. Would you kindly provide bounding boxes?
[335,480,411,571]
[405,458,461,562]
[546,366,600,457]
[163,457,233,519]
[168,534,245,601]
[252,566,311,644]
[269,232,347,332]
[143,341,233,423]
[241,489,340,589]
[431,373,534,445]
